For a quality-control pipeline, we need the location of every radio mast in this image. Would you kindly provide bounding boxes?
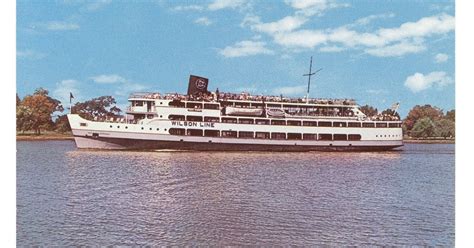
[303,56,322,104]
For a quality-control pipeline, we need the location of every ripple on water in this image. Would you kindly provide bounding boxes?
[17,141,454,246]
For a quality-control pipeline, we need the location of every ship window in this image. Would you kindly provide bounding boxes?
[204,130,220,137]
[303,134,318,140]
[319,121,332,127]
[204,117,220,122]
[110,125,113,128]
[239,131,254,138]
[362,122,375,128]
[271,120,286,125]
[117,126,120,128]
[271,133,286,140]
[135,101,143,106]
[376,122,388,128]
[186,116,203,122]
[222,131,237,138]
[256,119,270,125]
[204,103,220,110]
[319,134,333,140]
[187,129,203,136]
[222,117,237,123]
[239,118,254,124]
[147,114,154,119]
[169,128,185,136]
[169,115,185,121]
[255,132,270,139]
[149,128,152,130]
[334,134,348,141]
[287,120,301,126]
[302,121,317,126]
[287,133,302,140]
[399,123,402,128]
[348,122,362,127]
[169,100,185,108]
[80,123,87,127]
[187,102,202,109]
[333,122,347,127]
[389,123,399,128]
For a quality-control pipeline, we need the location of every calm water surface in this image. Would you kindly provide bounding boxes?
[17,141,454,246]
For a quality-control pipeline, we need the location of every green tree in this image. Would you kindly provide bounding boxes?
[359,105,378,117]
[445,109,455,122]
[411,117,436,138]
[72,96,121,120]
[54,115,71,133]
[19,88,64,134]
[404,104,443,131]
[434,119,455,139]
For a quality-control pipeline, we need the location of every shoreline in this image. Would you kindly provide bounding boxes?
[16,134,455,144]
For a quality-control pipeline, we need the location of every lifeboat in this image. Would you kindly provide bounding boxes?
[224,106,264,116]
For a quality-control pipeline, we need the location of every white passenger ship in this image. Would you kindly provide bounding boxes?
[68,74,403,151]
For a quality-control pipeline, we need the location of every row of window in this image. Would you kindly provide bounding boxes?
[108,125,168,132]
[169,128,362,141]
[169,115,401,128]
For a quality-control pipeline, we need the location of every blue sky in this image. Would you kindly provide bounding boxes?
[16,0,455,117]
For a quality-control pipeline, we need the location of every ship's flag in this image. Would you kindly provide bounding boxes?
[187,75,209,96]
[69,92,74,103]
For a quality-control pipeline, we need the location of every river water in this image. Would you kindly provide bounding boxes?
[17,141,454,246]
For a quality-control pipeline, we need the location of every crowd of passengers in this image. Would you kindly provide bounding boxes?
[130,91,357,105]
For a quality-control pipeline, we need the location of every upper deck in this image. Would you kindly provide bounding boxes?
[128,91,358,108]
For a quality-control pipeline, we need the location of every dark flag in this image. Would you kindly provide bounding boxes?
[187,75,209,96]
[69,92,74,103]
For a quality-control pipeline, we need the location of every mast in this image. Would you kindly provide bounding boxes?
[303,56,322,104]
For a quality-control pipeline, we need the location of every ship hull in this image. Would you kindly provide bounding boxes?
[73,135,402,152]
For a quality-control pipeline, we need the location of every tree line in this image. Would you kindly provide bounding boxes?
[16,88,455,139]
[16,88,122,134]
[359,104,455,139]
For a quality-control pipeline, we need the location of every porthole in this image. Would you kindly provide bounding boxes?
[141,127,144,130]
[156,128,159,131]
[164,128,167,131]
[110,125,113,128]
[117,126,120,128]
[149,128,152,130]
[125,126,128,129]
[160,115,163,118]
[160,102,163,105]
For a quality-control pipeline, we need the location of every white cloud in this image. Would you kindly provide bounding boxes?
[252,15,308,34]
[219,40,273,58]
[352,13,395,26]
[319,45,345,52]
[246,13,454,57]
[35,21,80,31]
[53,79,81,105]
[84,0,112,11]
[208,0,246,11]
[271,85,307,96]
[17,50,47,60]
[365,40,426,57]
[404,71,453,92]
[173,5,205,11]
[274,30,327,48]
[90,74,126,84]
[284,0,349,16]
[195,17,212,26]
[435,53,449,63]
